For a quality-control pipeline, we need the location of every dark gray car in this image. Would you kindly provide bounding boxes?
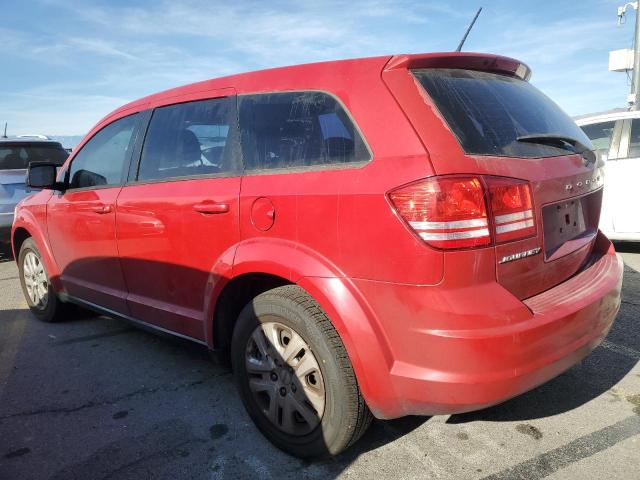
[0,138,68,245]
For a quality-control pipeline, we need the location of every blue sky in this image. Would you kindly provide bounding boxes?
[0,0,634,136]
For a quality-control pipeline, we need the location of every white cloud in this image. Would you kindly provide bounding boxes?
[474,18,613,65]
[2,0,632,133]
[65,38,139,61]
[48,0,455,64]
[5,0,452,134]
[466,11,629,115]
[0,91,129,135]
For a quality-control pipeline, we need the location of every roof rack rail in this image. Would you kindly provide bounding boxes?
[16,134,51,140]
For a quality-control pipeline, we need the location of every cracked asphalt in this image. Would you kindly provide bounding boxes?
[0,244,639,480]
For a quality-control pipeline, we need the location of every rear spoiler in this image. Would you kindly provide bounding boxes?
[384,52,532,81]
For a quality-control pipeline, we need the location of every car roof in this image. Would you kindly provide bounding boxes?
[105,52,528,120]
[0,137,64,146]
[574,108,640,125]
[72,51,526,158]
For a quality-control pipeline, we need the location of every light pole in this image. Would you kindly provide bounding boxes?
[618,2,640,109]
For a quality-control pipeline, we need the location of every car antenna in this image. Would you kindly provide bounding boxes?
[456,7,483,52]
[2,122,7,138]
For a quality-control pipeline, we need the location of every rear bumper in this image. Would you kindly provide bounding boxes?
[352,232,623,418]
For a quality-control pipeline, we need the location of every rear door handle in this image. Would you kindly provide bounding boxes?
[91,204,112,214]
[192,202,229,214]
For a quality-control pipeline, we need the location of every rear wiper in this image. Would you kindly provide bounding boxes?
[516,134,596,165]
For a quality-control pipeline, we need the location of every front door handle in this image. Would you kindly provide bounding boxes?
[91,204,112,214]
[192,202,229,214]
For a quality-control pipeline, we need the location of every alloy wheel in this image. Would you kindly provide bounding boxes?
[23,251,48,309]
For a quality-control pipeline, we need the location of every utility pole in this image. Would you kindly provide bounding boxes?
[632,3,640,109]
[617,2,640,109]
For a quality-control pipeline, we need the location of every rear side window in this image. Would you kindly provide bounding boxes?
[138,97,239,182]
[413,69,593,158]
[239,91,370,170]
[580,121,616,156]
[0,143,68,170]
[68,114,138,189]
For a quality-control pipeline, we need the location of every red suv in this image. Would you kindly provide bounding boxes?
[13,52,623,458]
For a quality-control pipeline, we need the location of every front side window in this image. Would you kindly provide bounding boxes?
[137,97,239,182]
[580,121,616,156]
[413,69,593,158]
[68,114,138,189]
[239,91,370,170]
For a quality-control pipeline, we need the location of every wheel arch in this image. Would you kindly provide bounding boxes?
[210,271,293,354]
[12,227,31,259]
[205,238,345,349]
[11,218,63,292]
[296,275,397,418]
[206,238,396,417]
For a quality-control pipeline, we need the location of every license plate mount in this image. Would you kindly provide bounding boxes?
[542,198,588,258]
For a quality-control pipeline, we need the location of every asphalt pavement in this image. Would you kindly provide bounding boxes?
[0,244,639,480]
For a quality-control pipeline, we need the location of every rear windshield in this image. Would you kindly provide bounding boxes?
[412,69,593,158]
[0,143,68,170]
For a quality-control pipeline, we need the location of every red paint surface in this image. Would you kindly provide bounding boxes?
[12,52,623,419]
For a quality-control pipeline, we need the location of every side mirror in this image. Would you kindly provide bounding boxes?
[27,162,62,190]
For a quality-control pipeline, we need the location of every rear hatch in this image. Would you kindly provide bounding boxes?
[383,53,602,299]
[0,169,29,216]
[0,141,69,215]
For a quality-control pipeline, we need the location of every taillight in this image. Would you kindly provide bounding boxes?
[388,176,535,249]
[486,177,536,243]
[388,176,490,249]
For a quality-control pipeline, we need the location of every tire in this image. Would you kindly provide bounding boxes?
[231,285,372,458]
[18,238,67,323]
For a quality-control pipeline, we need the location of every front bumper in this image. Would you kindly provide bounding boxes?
[353,232,623,418]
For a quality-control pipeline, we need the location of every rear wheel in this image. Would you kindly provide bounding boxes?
[18,238,67,322]
[231,285,372,458]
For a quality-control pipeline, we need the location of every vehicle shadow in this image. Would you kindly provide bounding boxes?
[0,300,426,480]
[0,244,13,262]
[317,415,429,474]
[229,302,429,459]
[1,250,636,478]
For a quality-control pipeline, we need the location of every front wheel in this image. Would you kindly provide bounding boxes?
[231,285,372,458]
[18,238,67,322]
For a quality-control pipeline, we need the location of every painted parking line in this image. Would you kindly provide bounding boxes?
[482,415,640,480]
[600,339,640,360]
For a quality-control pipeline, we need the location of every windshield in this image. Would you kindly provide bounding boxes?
[0,143,69,170]
[412,69,593,158]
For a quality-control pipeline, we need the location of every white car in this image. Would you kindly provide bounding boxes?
[576,108,640,241]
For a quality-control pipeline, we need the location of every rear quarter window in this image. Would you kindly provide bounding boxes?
[238,91,370,171]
